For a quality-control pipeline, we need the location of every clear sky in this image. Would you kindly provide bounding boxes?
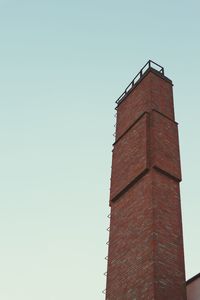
[0,0,200,299]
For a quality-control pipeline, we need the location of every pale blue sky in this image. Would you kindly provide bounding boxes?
[0,0,200,299]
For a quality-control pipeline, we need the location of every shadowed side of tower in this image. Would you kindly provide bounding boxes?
[105,61,187,300]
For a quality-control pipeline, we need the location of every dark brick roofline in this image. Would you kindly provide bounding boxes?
[187,273,200,285]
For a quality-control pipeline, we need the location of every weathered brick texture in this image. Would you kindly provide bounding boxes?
[106,68,187,300]
[110,114,149,201]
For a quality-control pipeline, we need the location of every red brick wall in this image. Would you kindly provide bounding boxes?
[115,70,174,140]
[151,110,181,181]
[106,69,187,299]
[107,173,155,299]
[110,113,149,201]
[153,170,186,299]
[187,277,200,300]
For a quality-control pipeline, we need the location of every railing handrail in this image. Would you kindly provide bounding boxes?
[116,60,164,105]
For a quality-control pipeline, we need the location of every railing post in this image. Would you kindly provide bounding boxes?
[115,60,165,105]
[149,60,151,69]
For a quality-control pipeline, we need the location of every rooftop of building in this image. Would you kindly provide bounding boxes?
[187,273,200,285]
[115,60,172,108]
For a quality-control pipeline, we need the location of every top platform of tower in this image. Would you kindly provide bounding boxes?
[115,60,172,108]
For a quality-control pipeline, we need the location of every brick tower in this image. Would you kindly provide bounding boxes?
[105,61,187,300]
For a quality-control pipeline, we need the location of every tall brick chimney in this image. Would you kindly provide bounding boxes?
[105,61,187,299]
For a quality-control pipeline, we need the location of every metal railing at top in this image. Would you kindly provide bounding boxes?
[115,60,164,105]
